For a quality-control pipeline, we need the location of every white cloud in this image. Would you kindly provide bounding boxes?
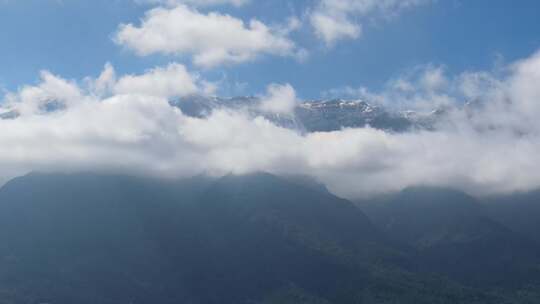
[3,62,206,114]
[420,66,448,92]
[114,63,200,98]
[88,63,117,97]
[310,10,361,45]
[310,0,431,45]
[2,50,540,199]
[3,71,86,116]
[115,5,297,68]
[258,83,297,115]
[324,65,458,111]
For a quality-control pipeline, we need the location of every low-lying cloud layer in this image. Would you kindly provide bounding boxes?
[1,50,540,198]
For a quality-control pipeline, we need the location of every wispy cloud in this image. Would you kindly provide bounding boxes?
[309,0,432,45]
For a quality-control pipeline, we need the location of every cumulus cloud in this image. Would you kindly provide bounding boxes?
[3,62,209,115]
[114,63,201,98]
[87,62,212,99]
[114,4,298,68]
[2,50,540,199]
[3,71,86,116]
[310,0,432,45]
[88,63,117,96]
[310,9,361,45]
[258,83,298,115]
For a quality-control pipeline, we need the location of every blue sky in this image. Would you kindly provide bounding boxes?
[1,0,539,99]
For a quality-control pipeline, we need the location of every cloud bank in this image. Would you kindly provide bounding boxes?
[2,49,540,199]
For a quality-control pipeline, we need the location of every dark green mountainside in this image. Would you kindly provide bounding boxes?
[0,173,538,303]
[358,187,540,300]
[484,190,540,244]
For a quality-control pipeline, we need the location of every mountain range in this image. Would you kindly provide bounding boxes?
[0,172,539,303]
[0,94,456,133]
[170,95,444,132]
